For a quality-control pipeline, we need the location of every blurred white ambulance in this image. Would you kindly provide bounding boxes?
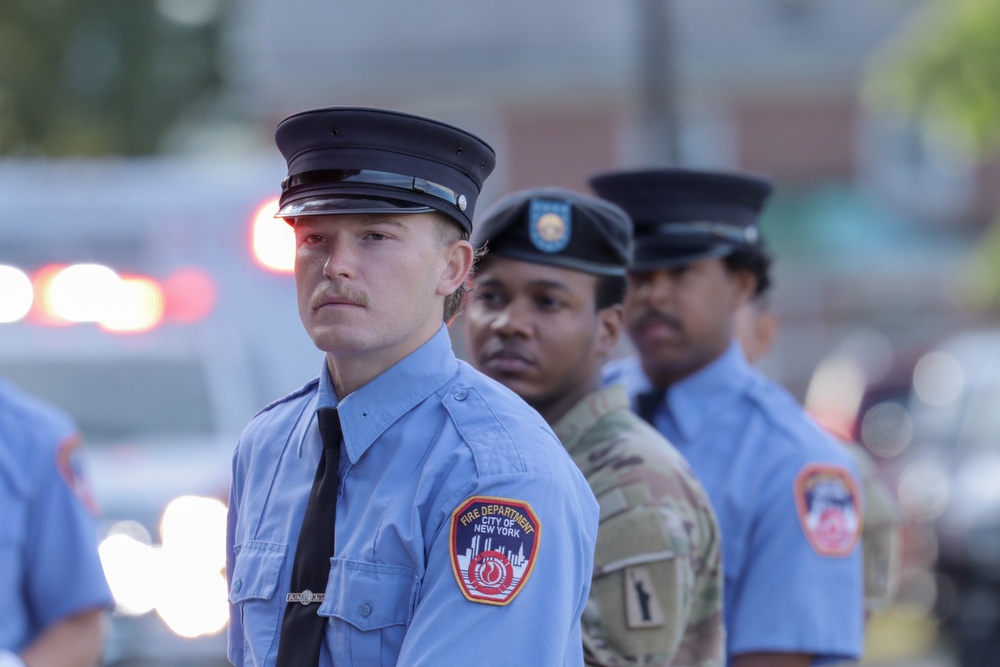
[0,158,316,666]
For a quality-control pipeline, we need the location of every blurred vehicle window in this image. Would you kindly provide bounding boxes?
[904,330,1000,667]
[0,360,214,439]
[954,384,1000,454]
[0,158,319,667]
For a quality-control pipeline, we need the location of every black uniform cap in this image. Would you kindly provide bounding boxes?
[588,168,772,271]
[274,106,497,234]
[472,187,633,276]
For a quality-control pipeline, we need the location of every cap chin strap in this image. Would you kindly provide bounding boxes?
[654,221,759,245]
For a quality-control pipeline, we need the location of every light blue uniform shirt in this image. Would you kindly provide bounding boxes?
[605,342,864,665]
[227,325,599,667]
[0,379,114,652]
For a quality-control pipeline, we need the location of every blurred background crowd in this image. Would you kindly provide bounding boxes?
[2,1,1000,665]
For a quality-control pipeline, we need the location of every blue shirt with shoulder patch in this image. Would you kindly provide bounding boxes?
[604,341,864,666]
[227,325,599,667]
[0,379,113,652]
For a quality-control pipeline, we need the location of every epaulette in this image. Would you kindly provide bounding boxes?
[250,376,319,420]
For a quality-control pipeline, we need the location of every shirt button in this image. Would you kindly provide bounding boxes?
[233,579,242,593]
[359,603,372,617]
[454,390,467,401]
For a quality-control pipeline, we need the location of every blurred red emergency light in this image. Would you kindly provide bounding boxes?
[0,263,215,334]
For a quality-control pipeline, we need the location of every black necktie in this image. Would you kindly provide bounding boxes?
[635,387,666,426]
[275,407,342,667]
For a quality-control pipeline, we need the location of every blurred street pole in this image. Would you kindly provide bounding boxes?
[637,0,681,165]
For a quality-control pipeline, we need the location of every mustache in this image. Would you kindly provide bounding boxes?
[632,308,683,332]
[310,282,369,309]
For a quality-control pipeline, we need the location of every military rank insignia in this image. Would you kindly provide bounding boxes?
[794,464,862,557]
[529,198,572,253]
[450,496,540,605]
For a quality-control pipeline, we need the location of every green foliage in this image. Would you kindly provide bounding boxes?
[865,1,1000,312]
[959,219,1000,311]
[864,0,1000,153]
[0,0,225,156]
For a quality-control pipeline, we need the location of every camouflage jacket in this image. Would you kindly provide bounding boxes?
[842,441,903,614]
[553,384,724,667]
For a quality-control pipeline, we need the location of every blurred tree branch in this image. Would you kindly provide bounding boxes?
[865,0,1000,312]
[0,0,226,156]
[864,0,1000,154]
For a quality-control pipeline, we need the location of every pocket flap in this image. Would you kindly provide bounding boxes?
[229,541,287,603]
[594,508,686,575]
[318,559,418,631]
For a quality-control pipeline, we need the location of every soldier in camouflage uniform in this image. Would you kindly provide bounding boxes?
[845,441,901,617]
[464,187,725,667]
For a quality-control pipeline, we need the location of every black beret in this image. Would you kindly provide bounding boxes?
[472,187,633,276]
[588,168,772,270]
[274,106,496,234]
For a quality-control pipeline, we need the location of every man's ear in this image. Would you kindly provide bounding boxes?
[595,303,624,360]
[437,239,475,297]
[729,269,758,310]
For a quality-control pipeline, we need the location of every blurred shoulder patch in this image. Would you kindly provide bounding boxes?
[794,464,861,557]
[56,434,99,515]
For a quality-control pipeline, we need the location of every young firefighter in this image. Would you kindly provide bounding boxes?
[226,108,599,667]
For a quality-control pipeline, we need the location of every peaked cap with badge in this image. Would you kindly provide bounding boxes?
[588,168,772,271]
[274,106,497,234]
[472,187,633,277]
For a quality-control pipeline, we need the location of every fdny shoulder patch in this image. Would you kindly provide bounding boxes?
[450,495,540,605]
[56,433,99,515]
[794,464,861,557]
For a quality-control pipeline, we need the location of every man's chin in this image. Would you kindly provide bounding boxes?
[308,327,365,354]
[634,337,684,362]
[485,372,537,398]
[638,352,691,384]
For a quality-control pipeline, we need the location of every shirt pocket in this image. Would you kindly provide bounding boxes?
[229,540,287,666]
[318,558,419,666]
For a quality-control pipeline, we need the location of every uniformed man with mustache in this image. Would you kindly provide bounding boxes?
[592,168,865,667]
[226,107,599,667]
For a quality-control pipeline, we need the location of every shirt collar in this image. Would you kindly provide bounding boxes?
[552,384,630,454]
[317,324,459,463]
[667,339,753,440]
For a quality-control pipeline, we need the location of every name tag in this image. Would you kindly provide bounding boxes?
[286,590,325,605]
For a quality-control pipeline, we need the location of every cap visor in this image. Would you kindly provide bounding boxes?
[485,247,627,277]
[630,243,733,271]
[276,195,433,218]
